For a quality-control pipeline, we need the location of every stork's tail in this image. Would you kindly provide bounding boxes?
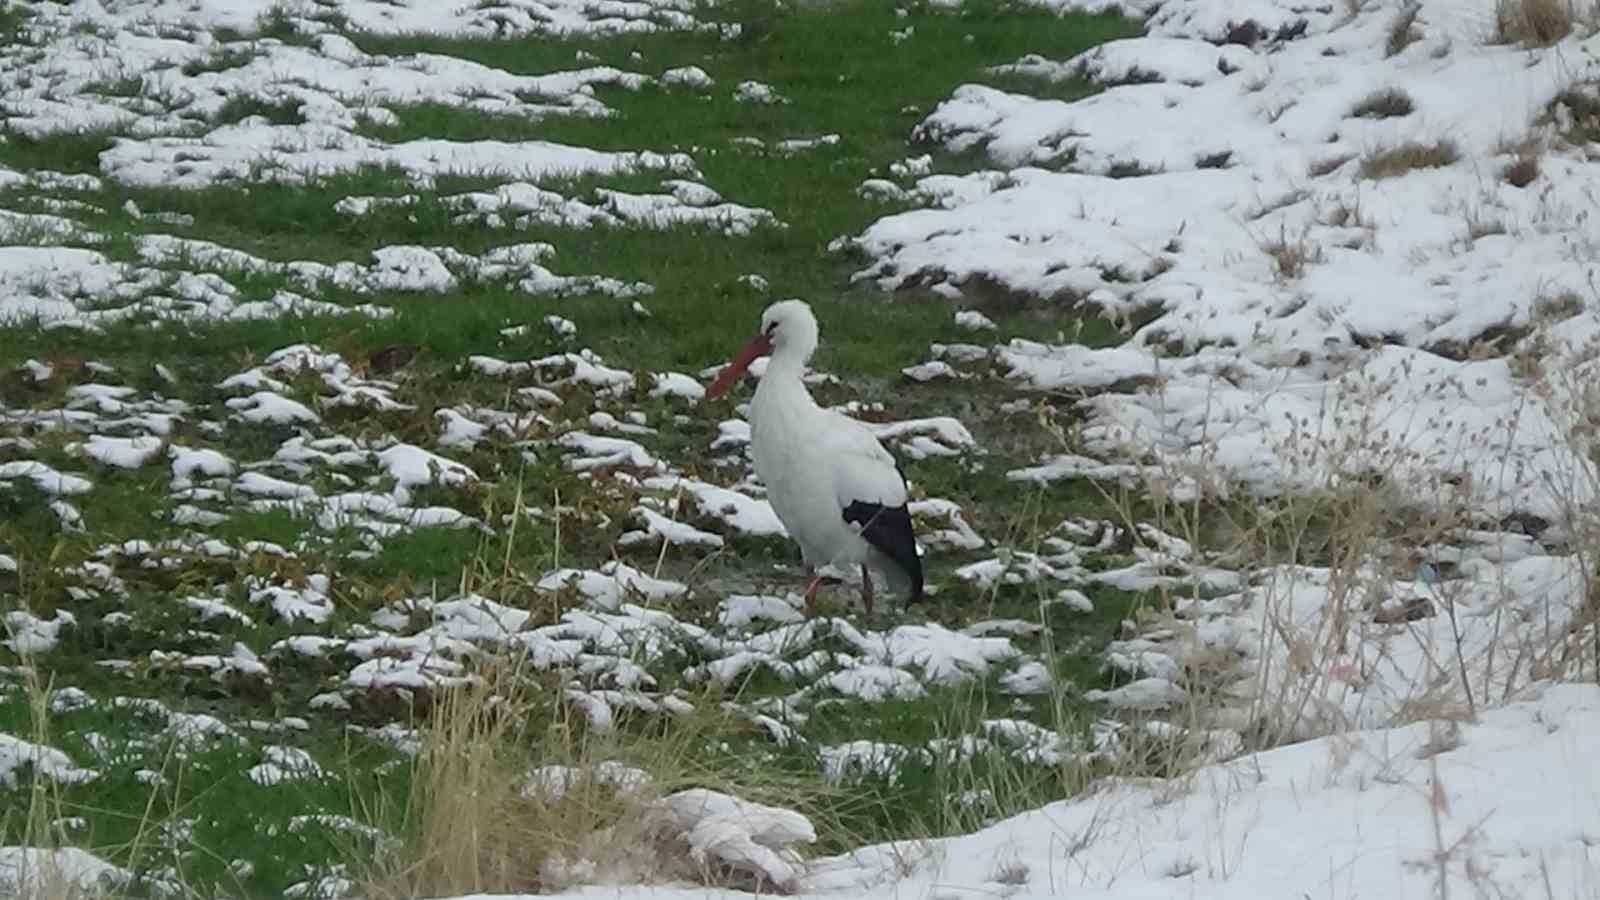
[843,501,924,603]
[895,549,925,604]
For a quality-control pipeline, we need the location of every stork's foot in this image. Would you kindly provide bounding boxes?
[802,572,824,617]
[860,564,874,616]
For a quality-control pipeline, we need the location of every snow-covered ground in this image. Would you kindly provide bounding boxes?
[4,0,1600,895]
[580,683,1600,898]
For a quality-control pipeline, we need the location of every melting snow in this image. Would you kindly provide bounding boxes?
[537,562,690,612]
[0,734,98,788]
[654,788,815,890]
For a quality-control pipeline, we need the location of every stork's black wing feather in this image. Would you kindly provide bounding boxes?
[841,500,924,602]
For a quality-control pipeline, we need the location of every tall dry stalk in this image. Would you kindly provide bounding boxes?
[366,661,554,897]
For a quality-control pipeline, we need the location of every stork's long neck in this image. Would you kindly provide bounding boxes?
[753,342,818,419]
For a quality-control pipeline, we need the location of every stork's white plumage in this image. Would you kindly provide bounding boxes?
[706,300,923,613]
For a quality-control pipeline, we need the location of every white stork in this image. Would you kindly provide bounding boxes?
[705,300,923,614]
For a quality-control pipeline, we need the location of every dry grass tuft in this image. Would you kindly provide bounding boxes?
[363,664,679,898]
[1534,290,1585,322]
[1494,0,1579,46]
[1547,87,1600,149]
[1321,197,1372,231]
[1358,140,1460,180]
[1260,225,1325,281]
[1349,88,1415,119]
[1386,2,1422,56]
[991,858,1032,885]
[364,668,544,898]
[1308,154,1355,178]
[1465,212,1508,241]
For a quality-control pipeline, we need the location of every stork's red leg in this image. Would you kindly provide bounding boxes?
[803,573,824,617]
[860,564,874,615]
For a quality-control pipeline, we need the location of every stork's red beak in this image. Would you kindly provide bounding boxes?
[705,333,773,400]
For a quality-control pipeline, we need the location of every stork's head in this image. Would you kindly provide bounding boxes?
[759,299,819,361]
[705,300,819,400]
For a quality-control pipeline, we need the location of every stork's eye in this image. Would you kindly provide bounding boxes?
[764,321,779,335]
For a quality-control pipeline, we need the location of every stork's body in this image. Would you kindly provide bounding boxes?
[707,301,923,613]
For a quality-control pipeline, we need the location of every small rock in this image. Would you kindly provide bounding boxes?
[367,344,420,375]
[1373,596,1434,624]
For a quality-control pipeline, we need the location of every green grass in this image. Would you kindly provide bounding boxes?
[0,2,30,49]
[211,96,307,127]
[82,75,148,99]
[342,0,1129,359]
[0,129,118,175]
[181,46,264,77]
[0,0,1133,377]
[0,691,410,897]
